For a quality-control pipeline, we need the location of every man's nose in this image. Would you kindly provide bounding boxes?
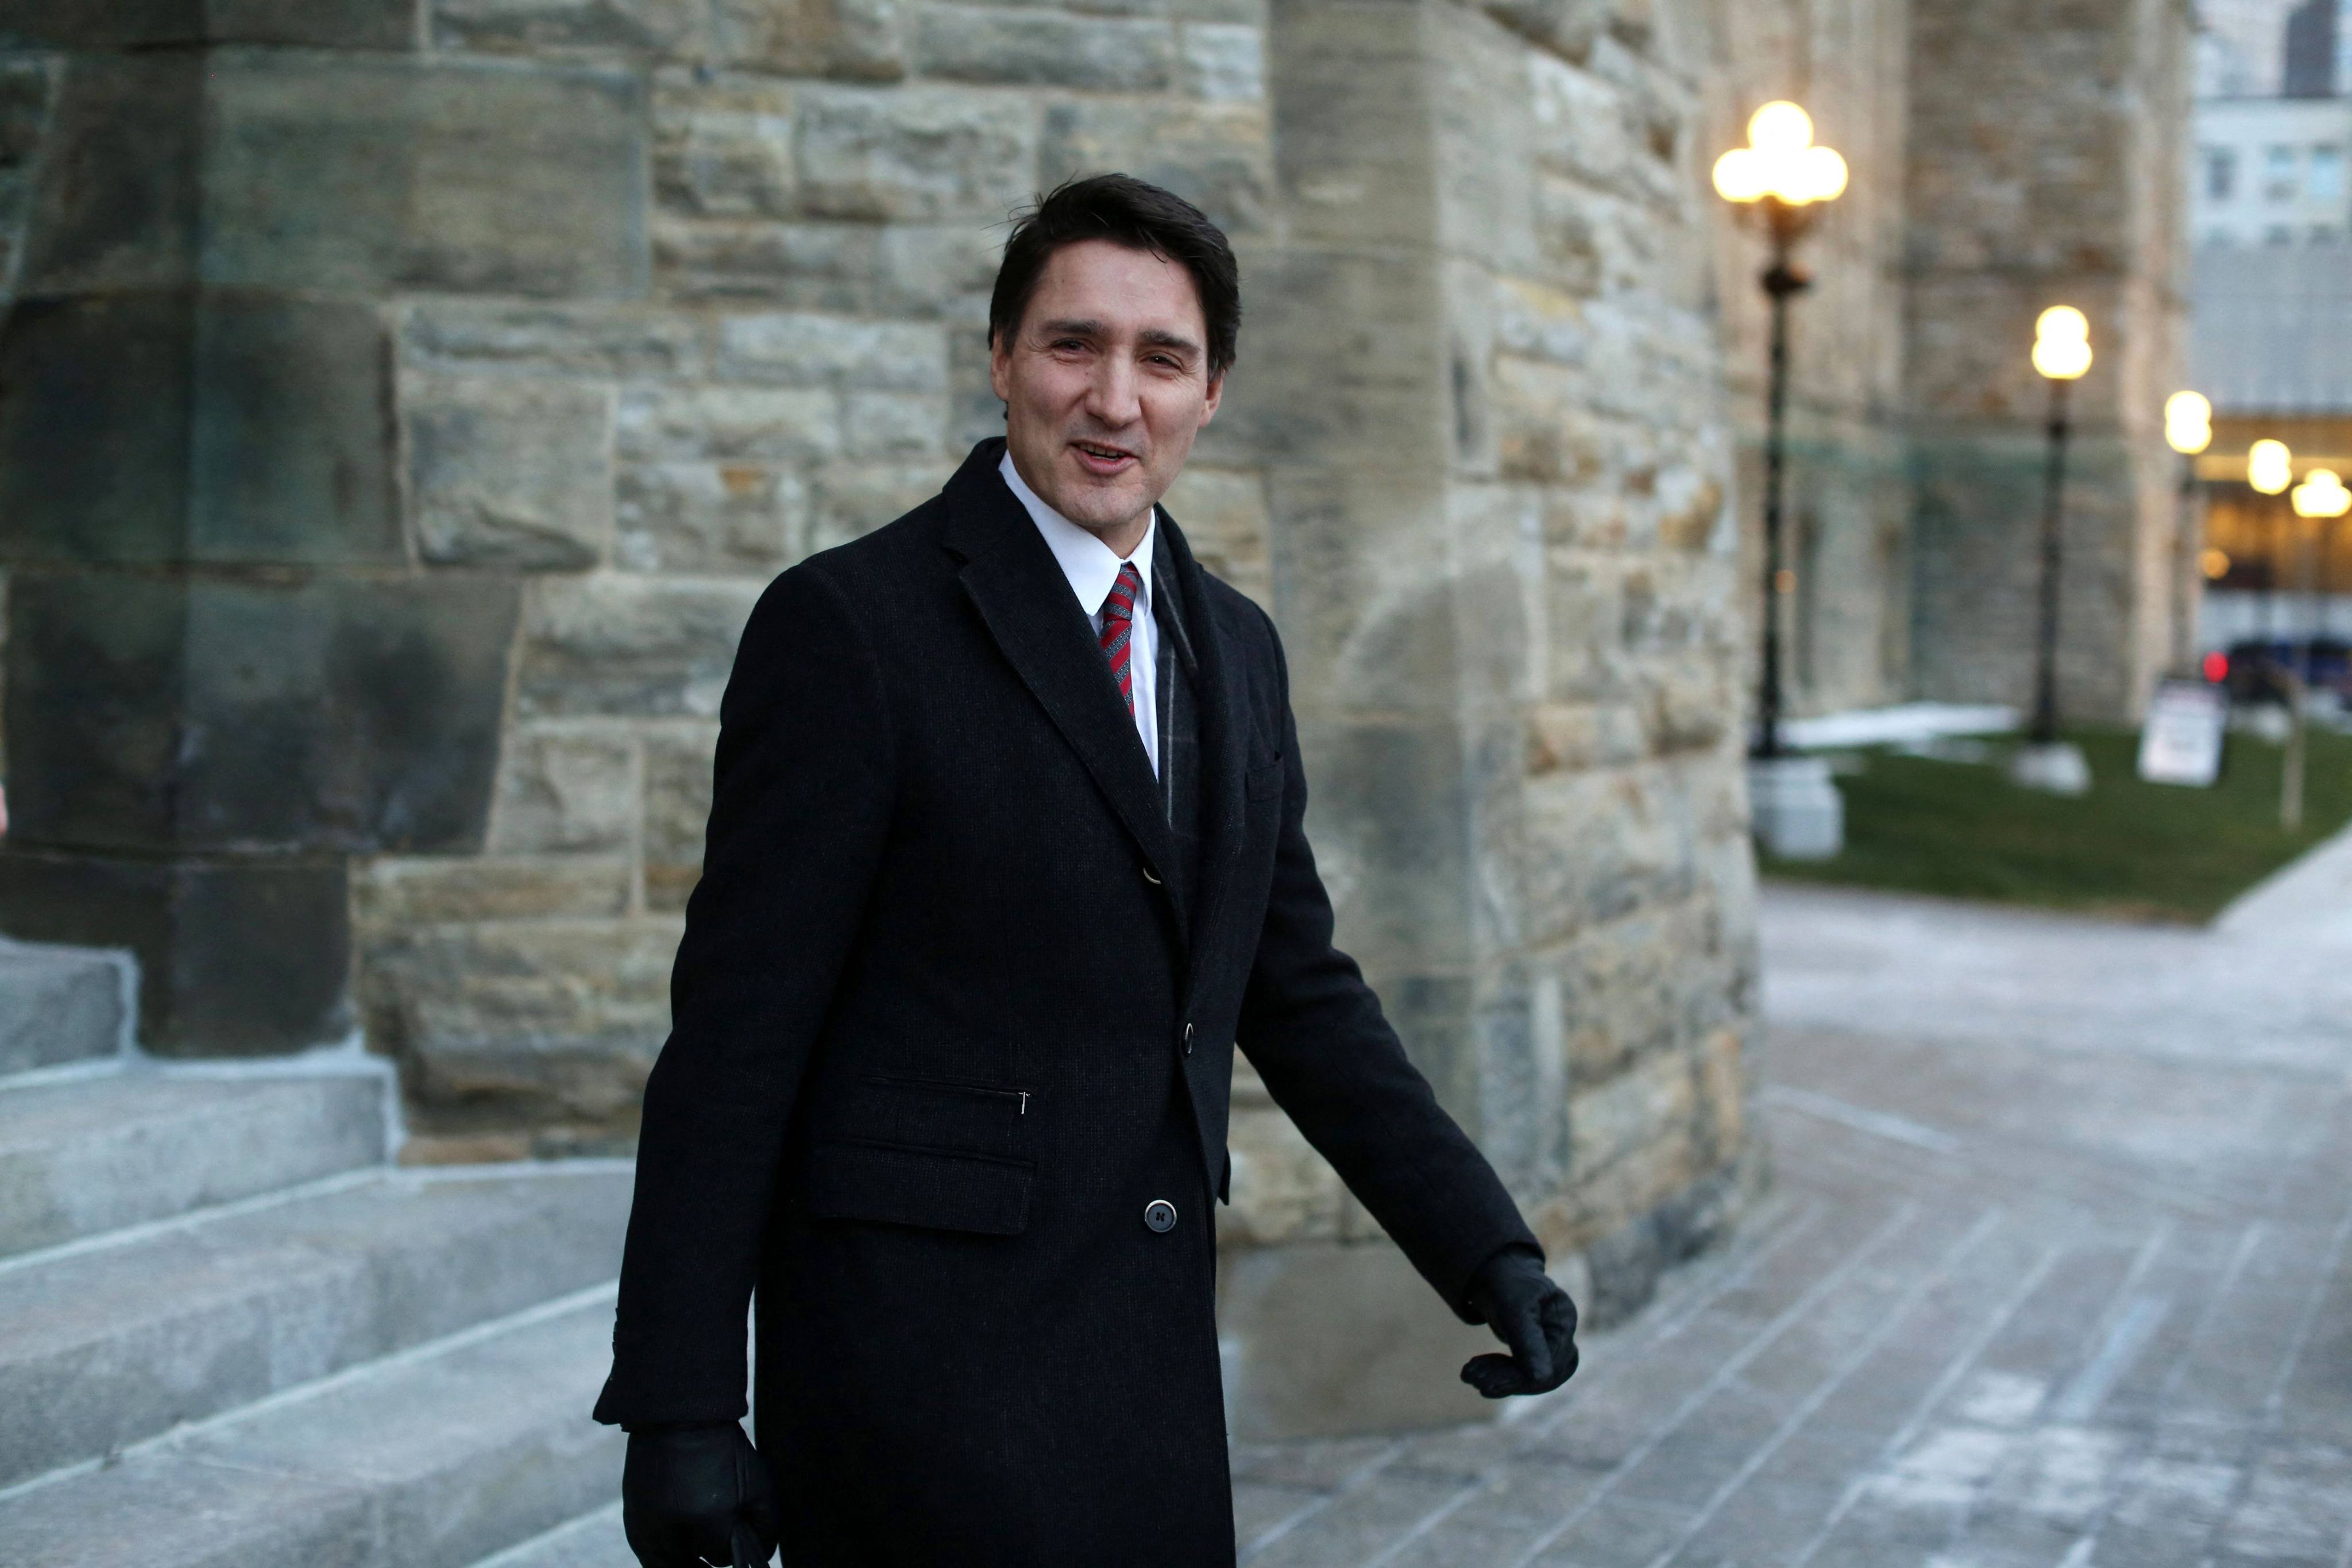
[1084,355,1142,428]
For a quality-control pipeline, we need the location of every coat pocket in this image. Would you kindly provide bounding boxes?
[1245,756,1285,800]
[805,1139,1033,1235]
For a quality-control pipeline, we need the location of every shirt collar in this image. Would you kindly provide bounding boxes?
[999,450,1154,623]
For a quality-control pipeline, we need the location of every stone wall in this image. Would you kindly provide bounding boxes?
[0,0,1766,1439]
[1902,0,2193,720]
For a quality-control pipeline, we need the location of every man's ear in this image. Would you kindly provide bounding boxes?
[1199,370,1225,426]
[988,330,1012,404]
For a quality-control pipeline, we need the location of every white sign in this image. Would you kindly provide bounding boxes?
[2137,679,2229,787]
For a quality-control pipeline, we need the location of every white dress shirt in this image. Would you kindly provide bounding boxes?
[999,451,1161,778]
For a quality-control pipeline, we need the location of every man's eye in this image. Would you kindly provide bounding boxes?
[1052,339,1086,352]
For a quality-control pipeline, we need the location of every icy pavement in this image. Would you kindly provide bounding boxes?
[1234,878,2352,1567]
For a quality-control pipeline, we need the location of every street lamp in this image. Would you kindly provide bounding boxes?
[1713,102,1849,862]
[2164,391,2212,675]
[2248,438,2293,495]
[1712,101,1848,764]
[2012,306,2092,795]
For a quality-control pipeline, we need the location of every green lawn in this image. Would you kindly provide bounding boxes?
[1762,724,2352,924]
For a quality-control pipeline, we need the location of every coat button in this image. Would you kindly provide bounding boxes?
[1141,864,1163,885]
[1182,1022,1195,1055]
[1144,1199,1177,1233]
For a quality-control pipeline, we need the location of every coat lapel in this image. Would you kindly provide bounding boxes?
[941,443,1180,894]
[1154,511,1249,961]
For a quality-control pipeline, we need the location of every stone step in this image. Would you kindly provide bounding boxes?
[0,1162,630,1489]
[0,1289,625,1568]
[0,1068,389,1259]
[0,941,132,1080]
[472,1501,638,1568]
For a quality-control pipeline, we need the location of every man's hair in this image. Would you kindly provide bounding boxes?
[989,173,1240,381]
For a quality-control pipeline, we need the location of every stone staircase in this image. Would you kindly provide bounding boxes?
[0,939,647,1567]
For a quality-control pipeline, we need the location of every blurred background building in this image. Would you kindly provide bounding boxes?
[0,0,2200,1515]
[2191,0,2352,689]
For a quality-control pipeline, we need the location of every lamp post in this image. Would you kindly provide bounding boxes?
[1712,102,1848,762]
[1712,102,1848,860]
[2011,306,2092,794]
[2164,391,2212,677]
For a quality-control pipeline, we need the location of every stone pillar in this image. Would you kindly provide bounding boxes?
[1902,0,2192,724]
[1212,0,1758,1437]
[0,13,646,1052]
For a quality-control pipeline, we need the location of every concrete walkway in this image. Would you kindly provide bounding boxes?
[1233,879,2352,1567]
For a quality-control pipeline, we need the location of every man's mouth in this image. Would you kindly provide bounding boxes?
[1070,441,1138,476]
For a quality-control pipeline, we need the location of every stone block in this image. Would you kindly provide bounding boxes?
[0,940,132,1079]
[642,726,716,911]
[5,574,519,854]
[652,69,797,220]
[795,84,1038,222]
[654,215,879,304]
[912,5,1176,90]
[805,458,951,551]
[354,855,634,924]
[711,0,905,80]
[10,54,201,295]
[1569,1046,1694,1176]
[0,59,52,281]
[515,576,762,719]
[203,53,648,299]
[431,0,705,51]
[714,311,948,389]
[1216,1238,1497,1439]
[1179,21,1263,99]
[617,383,841,461]
[875,224,1001,319]
[1037,98,1271,235]
[0,292,403,568]
[0,376,125,584]
[489,727,638,854]
[0,0,416,47]
[841,390,947,457]
[190,293,403,566]
[365,918,680,1125]
[400,301,702,380]
[0,847,351,1056]
[405,373,615,570]
[1160,465,1271,605]
[615,462,798,573]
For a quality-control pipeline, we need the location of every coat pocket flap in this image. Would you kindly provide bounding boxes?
[1245,757,1285,799]
[805,1140,1033,1235]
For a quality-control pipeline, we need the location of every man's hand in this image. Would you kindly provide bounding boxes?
[622,1422,782,1568]
[1461,1248,1579,1399]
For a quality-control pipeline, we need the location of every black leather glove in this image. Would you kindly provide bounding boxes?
[1461,1247,1580,1398]
[622,1422,782,1568]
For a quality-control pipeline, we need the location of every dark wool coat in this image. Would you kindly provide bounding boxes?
[595,438,1539,1566]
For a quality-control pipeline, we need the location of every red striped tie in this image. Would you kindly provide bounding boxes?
[1099,562,1143,716]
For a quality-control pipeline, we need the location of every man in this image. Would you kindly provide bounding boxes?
[597,173,1579,1567]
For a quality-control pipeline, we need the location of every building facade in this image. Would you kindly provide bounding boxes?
[0,0,2192,1434]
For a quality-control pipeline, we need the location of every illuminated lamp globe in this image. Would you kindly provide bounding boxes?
[2248,439,2293,496]
[1747,101,1814,155]
[2032,306,2092,381]
[2163,390,2212,456]
[2292,468,2351,519]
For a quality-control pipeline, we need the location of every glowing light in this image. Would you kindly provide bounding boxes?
[2164,390,2212,455]
[2203,651,2229,683]
[1712,102,1848,208]
[2292,467,2351,519]
[2201,547,2231,579]
[2032,306,2092,380]
[1747,102,1813,155]
[2249,439,2293,495]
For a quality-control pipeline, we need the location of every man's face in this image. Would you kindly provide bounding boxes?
[990,238,1223,544]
